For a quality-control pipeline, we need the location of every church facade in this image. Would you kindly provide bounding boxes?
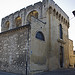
[0,0,71,74]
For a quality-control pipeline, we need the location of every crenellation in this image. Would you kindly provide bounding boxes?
[42,0,48,12]
[34,2,42,8]
[4,16,9,23]
[48,0,69,24]
[51,0,56,7]
[5,16,9,20]
[13,11,20,19]
[19,8,26,26]
[9,13,13,18]
[26,5,34,12]
[8,14,14,22]
[48,0,55,8]
[1,18,5,27]
[52,2,69,21]
[8,14,14,30]
[1,0,70,32]
[20,8,25,12]
[42,0,48,4]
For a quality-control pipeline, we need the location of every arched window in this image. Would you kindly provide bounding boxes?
[35,31,45,41]
[27,10,38,22]
[5,21,10,29]
[59,24,63,39]
[15,16,22,27]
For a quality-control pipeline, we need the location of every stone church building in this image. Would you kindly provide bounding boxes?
[0,0,72,74]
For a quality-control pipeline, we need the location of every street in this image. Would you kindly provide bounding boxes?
[0,68,75,75]
[0,71,22,75]
[34,68,75,75]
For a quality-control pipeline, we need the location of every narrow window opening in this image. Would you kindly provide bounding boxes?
[59,24,63,39]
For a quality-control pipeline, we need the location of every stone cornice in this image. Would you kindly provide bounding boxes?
[0,24,30,35]
[1,0,70,32]
[57,39,66,44]
[48,6,69,28]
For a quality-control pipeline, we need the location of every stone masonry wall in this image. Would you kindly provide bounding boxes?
[0,25,30,75]
[30,17,49,73]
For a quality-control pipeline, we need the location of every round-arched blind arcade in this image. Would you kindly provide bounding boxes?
[27,10,38,22]
[5,21,10,30]
[35,31,45,41]
[15,16,22,27]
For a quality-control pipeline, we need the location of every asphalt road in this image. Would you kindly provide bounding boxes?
[0,68,75,75]
[34,68,75,75]
[0,71,22,75]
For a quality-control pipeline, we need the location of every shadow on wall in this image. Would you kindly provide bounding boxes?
[31,54,46,65]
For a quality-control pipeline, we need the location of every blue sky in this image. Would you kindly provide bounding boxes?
[0,0,75,49]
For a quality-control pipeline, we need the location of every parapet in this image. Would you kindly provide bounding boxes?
[26,5,34,12]
[1,0,69,32]
[34,2,42,8]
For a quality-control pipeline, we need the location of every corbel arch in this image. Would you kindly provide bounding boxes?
[59,14,61,21]
[53,9,56,16]
[56,11,59,19]
[65,20,67,25]
[63,18,66,24]
[61,16,64,22]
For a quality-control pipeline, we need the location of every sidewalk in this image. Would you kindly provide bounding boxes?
[0,68,75,75]
[0,71,22,75]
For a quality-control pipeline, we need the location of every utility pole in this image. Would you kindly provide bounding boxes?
[70,11,75,20]
[26,27,29,75]
[72,10,75,16]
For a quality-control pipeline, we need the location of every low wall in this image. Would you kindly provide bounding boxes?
[0,25,30,75]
